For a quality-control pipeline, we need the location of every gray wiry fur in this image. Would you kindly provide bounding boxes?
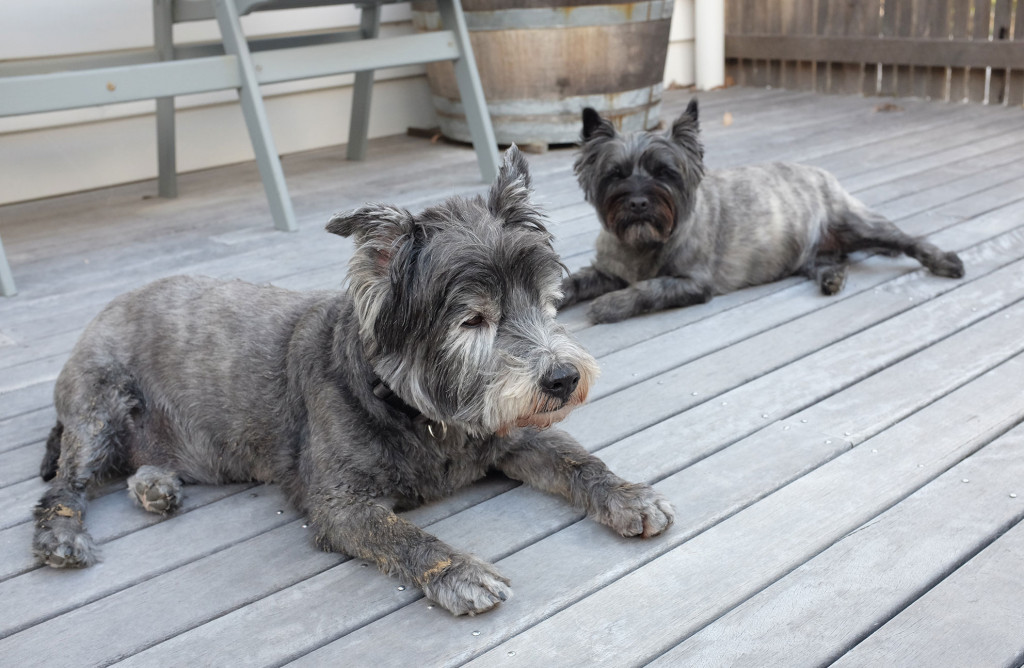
[32,146,674,616]
[561,100,966,323]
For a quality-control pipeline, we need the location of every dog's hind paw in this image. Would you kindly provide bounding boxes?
[420,553,512,616]
[33,523,98,569]
[594,483,675,539]
[128,465,183,515]
[818,266,847,296]
[928,251,965,279]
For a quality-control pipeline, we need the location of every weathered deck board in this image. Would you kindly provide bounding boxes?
[1,87,1022,666]
[832,520,1024,667]
[653,425,1024,667]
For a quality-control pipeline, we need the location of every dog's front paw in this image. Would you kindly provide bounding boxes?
[929,251,965,279]
[593,483,675,538]
[420,553,512,616]
[557,276,579,309]
[588,289,638,324]
[33,521,98,569]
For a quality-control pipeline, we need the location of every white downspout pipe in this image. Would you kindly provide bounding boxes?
[694,0,725,90]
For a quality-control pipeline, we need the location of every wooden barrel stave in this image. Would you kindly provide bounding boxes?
[412,0,673,145]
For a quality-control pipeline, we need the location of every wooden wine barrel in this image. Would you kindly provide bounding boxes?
[411,1,674,146]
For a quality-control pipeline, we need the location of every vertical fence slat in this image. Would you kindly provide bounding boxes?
[814,0,830,93]
[851,0,881,96]
[949,0,972,102]
[926,0,952,100]
[896,0,917,97]
[763,0,782,87]
[990,0,1015,103]
[860,0,883,96]
[725,0,742,86]
[879,0,901,95]
[743,0,766,87]
[968,0,992,102]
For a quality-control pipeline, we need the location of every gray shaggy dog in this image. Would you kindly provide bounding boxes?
[33,147,673,616]
[560,100,965,323]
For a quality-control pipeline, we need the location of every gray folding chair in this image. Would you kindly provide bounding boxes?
[156,0,500,232]
[0,1,499,294]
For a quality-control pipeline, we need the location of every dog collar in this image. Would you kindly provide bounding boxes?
[371,378,448,438]
[371,378,421,420]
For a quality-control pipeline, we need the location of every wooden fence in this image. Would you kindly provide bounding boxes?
[725,0,1024,106]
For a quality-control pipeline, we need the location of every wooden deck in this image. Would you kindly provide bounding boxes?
[2,87,1024,667]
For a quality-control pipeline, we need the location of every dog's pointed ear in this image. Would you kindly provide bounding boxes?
[327,204,414,274]
[581,107,616,142]
[671,98,701,141]
[488,145,548,234]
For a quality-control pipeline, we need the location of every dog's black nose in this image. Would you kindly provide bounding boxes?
[628,196,649,214]
[541,364,580,402]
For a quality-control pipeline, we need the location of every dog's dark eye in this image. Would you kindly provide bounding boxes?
[609,166,629,179]
[462,314,485,328]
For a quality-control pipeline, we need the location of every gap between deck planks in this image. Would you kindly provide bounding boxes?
[0,87,1022,665]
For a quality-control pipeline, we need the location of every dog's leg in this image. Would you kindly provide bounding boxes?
[588,275,713,323]
[497,429,674,538]
[559,265,628,308]
[34,376,138,568]
[835,206,964,278]
[805,252,850,296]
[127,465,183,514]
[33,420,110,569]
[305,491,511,616]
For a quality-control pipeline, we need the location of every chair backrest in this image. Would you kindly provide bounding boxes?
[171,0,398,23]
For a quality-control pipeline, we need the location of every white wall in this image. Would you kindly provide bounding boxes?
[0,0,696,206]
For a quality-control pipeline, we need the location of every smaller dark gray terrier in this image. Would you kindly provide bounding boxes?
[33,147,673,616]
[560,100,965,323]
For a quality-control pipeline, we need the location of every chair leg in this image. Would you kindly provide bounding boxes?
[214,0,298,232]
[346,2,382,161]
[436,0,499,182]
[154,0,178,199]
[0,235,17,297]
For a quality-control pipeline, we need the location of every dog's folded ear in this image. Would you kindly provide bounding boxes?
[327,204,415,275]
[488,145,548,234]
[581,107,617,142]
[327,204,413,242]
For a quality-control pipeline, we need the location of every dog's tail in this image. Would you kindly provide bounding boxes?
[40,422,63,481]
